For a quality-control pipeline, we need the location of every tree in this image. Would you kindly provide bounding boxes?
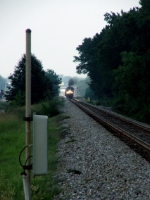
[74,7,141,99]
[45,69,61,98]
[113,50,150,121]
[140,0,150,13]
[74,2,150,122]
[74,35,103,98]
[5,54,60,106]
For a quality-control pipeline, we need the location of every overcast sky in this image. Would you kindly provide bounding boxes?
[0,0,140,78]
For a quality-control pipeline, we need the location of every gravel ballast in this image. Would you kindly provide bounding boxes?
[54,100,150,200]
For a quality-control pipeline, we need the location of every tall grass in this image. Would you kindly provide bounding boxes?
[0,98,65,199]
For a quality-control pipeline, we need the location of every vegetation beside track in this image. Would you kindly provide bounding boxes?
[74,2,150,124]
[0,98,65,200]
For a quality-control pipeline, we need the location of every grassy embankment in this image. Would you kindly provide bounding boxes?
[0,98,67,200]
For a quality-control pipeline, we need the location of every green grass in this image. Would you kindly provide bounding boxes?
[0,100,65,200]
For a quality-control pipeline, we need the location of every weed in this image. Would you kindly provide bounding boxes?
[41,97,64,117]
[0,99,65,199]
[65,136,76,143]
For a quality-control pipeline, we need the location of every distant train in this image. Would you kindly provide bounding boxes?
[65,86,74,99]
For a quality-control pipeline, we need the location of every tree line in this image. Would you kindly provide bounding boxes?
[5,54,61,106]
[74,0,150,123]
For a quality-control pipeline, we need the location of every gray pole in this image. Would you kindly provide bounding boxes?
[25,29,31,199]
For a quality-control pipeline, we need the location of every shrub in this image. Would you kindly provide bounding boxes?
[41,97,64,117]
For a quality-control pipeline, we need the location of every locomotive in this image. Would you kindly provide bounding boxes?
[65,86,74,99]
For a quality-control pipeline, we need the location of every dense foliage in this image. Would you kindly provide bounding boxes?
[74,0,150,122]
[5,54,61,106]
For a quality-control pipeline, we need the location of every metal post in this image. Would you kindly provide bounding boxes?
[25,29,31,200]
[22,174,30,200]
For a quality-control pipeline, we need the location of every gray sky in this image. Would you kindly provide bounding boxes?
[1,0,140,78]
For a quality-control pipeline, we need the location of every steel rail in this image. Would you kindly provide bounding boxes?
[75,100,150,132]
[71,99,150,152]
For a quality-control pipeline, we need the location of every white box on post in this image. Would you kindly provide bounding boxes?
[33,115,48,176]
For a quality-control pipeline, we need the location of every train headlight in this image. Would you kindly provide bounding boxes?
[66,90,73,94]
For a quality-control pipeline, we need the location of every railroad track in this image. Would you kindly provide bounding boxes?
[71,99,150,162]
